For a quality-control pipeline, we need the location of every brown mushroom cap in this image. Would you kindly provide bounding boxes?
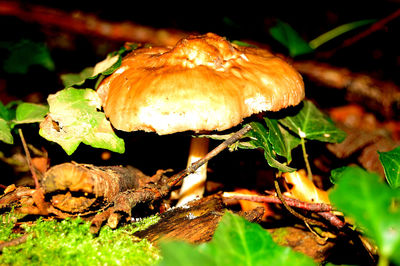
[97,33,305,135]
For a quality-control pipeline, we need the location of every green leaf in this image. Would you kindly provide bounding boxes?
[279,100,346,143]
[0,101,16,122]
[329,166,348,184]
[61,43,139,89]
[330,166,400,264]
[309,19,377,49]
[159,212,315,266]
[59,54,119,89]
[247,122,295,172]
[231,40,256,48]
[379,146,400,188]
[268,20,314,57]
[60,67,94,88]
[15,103,48,125]
[2,39,55,74]
[159,241,216,266]
[0,101,48,144]
[39,88,125,155]
[264,117,300,163]
[0,118,13,144]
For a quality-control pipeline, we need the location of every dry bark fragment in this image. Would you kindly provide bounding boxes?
[269,227,335,263]
[134,194,264,244]
[42,162,141,198]
[0,186,35,209]
[41,162,146,213]
[0,162,153,217]
[135,195,225,243]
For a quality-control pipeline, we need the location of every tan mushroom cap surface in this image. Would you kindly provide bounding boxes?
[97,33,305,135]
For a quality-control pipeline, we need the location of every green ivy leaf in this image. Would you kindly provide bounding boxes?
[268,20,314,57]
[2,39,55,74]
[379,146,400,188]
[0,118,13,144]
[60,55,119,89]
[60,43,139,89]
[199,121,297,172]
[159,212,315,266]
[264,117,300,163]
[0,101,48,144]
[158,241,216,266]
[60,67,94,88]
[0,101,18,122]
[231,40,256,48]
[329,166,348,184]
[279,100,346,143]
[330,166,400,265]
[246,122,295,172]
[39,88,125,155]
[15,103,48,125]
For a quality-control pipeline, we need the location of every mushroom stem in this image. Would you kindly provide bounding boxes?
[177,137,210,206]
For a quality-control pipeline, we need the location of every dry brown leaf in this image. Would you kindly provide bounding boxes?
[234,188,274,221]
[282,170,330,204]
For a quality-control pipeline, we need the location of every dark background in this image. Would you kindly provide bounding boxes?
[0,0,399,188]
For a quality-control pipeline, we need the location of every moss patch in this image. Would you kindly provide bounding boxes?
[0,213,160,265]
[269,227,290,246]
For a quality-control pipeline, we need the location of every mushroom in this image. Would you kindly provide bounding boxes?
[97,33,305,205]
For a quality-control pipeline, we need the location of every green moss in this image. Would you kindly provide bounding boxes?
[269,227,289,246]
[0,210,22,242]
[0,213,161,265]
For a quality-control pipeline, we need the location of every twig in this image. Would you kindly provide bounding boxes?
[18,129,40,190]
[274,176,327,228]
[317,211,345,229]
[225,190,345,229]
[223,192,333,212]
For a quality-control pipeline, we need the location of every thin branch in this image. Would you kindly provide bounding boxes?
[223,192,333,212]
[274,177,328,228]
[18,129,40,190]
[317,211,345,229]
[224,190,345,229]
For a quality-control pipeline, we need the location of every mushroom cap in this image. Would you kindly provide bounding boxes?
[97,33,305,135]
